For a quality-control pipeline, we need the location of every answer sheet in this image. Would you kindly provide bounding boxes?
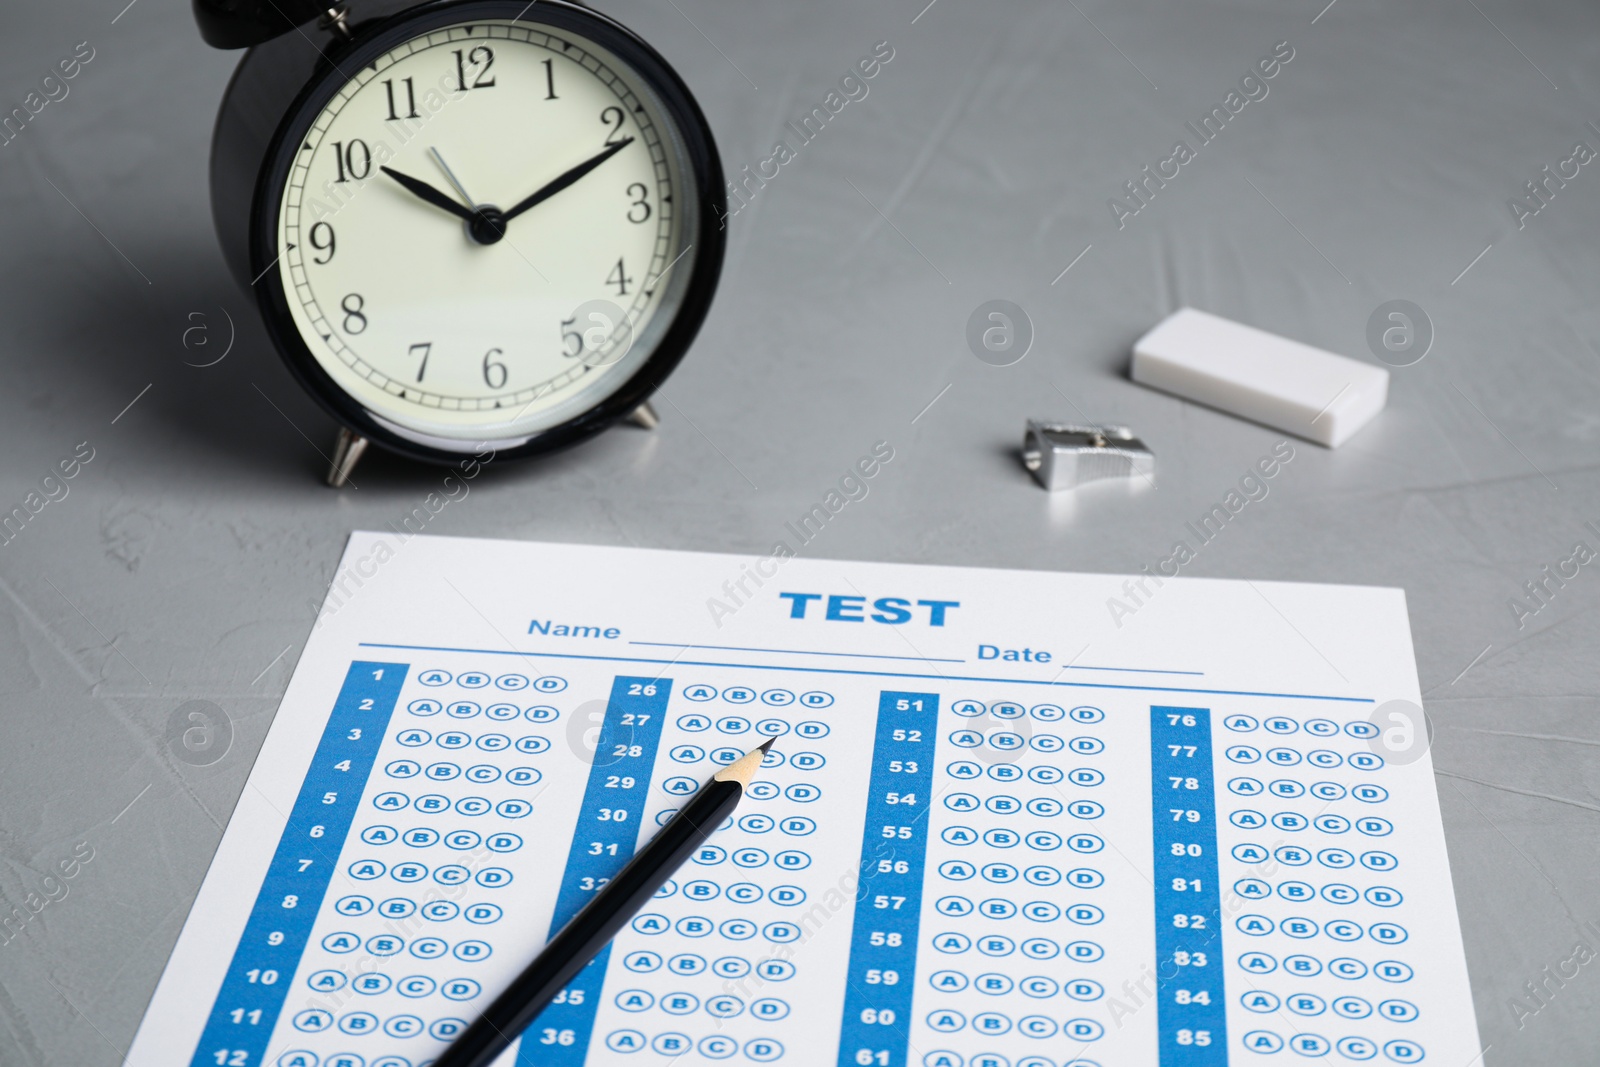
[128,533,1481,1067]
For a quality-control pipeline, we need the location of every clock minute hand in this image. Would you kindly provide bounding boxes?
[502,137,635,223]
[380,165,475,221]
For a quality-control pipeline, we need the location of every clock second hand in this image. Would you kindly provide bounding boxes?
[427,147,512,245]
[429,146,477,208]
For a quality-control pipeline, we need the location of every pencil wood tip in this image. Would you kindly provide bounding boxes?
[714,740,772,788]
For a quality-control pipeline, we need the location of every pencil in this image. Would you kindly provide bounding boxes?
[432,736,775,1067]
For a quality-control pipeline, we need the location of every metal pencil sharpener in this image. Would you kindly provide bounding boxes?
[1022,421,1154,491]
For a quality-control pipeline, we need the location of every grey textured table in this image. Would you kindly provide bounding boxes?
[2,0,1597,1063]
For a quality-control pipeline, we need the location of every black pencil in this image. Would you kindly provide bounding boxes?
[432,736,775,1067]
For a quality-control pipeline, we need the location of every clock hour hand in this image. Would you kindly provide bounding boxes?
[380,165,475,221]
[501,137,635,223]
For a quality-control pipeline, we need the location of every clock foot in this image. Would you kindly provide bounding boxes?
[625,400,660,430]
[326,427,368,488]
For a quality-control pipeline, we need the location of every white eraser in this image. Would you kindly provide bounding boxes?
[1131,307,1388,448]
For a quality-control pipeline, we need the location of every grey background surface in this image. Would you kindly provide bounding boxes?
[1,0,1597,1062]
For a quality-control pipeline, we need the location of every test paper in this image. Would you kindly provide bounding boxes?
[127,533,1480,1067]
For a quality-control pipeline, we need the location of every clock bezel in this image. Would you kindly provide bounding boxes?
[249,0,726,465]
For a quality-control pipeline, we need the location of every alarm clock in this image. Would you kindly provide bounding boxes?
[197,0,726,485]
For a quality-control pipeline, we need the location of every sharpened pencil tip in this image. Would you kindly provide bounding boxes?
[714,739,774,788]
[758,736,775,754]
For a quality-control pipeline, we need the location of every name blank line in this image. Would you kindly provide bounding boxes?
[631,640,965,664]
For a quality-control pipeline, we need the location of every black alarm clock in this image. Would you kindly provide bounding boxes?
[197,0,726,484]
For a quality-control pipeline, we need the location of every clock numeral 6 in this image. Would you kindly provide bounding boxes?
[309,222,335,264]
[341,293,367,335]
[482,348,507,389]
[331,139,372,183]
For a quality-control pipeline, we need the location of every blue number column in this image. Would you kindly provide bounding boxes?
[837,691,939,1067]
[1149,706,1227,1064]
[518,676,671,1066]
[189,661,407,1067]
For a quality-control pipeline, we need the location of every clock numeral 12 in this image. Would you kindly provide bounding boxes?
[453,47,496,92]
[541,58,557,100]
[383,76,419,121]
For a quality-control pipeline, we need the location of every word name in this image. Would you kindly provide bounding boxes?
[528,619,620,639]
[779,593,959,626]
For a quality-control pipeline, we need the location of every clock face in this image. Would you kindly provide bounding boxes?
[272,13,707,448]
